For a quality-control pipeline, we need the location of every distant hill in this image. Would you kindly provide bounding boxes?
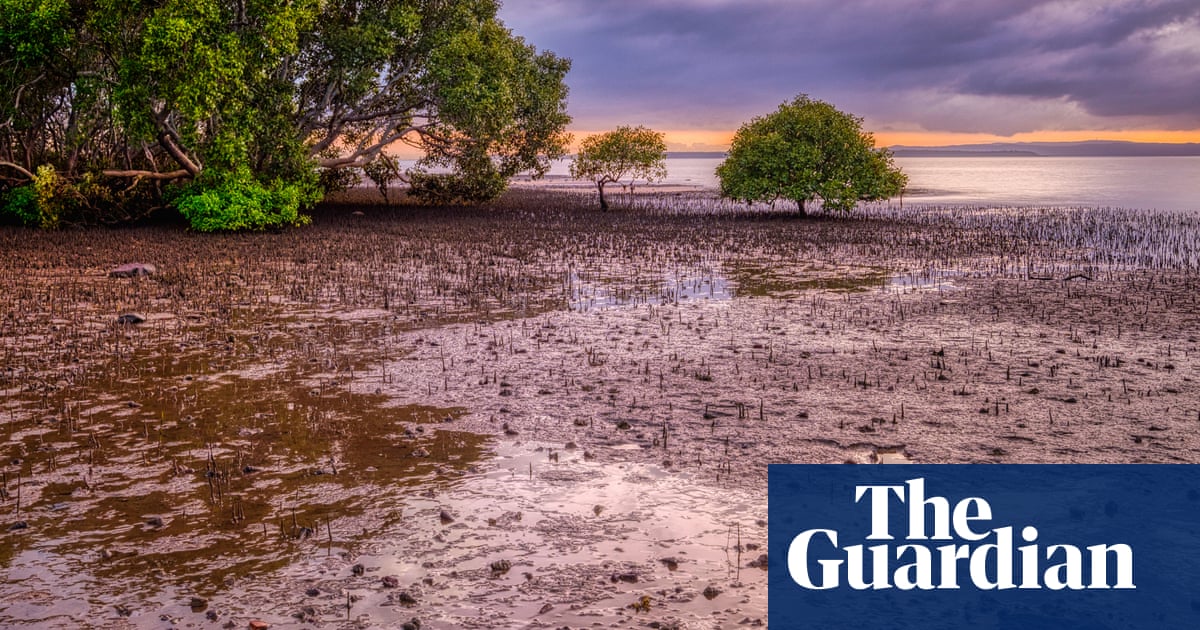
[891,141,1200,157]
[665,151,727,159]
[891,149,1039,158]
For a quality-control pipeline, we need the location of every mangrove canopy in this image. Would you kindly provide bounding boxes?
[0,0,572,230]
[716,95,906,215]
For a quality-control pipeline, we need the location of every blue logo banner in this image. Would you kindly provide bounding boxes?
[768,465,1200,629]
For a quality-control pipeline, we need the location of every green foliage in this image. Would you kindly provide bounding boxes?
[717,95,907,214]
[570,126,668,210]
[362,154,401,203]
[408,166,508,205]
[0,164,89,228]
[298,0,572,204]
[0,186,38,227]
[1,0,572,226]
[30,163,68,228]
[173,169,315,232]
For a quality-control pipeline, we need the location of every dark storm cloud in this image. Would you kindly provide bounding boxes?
[499,0,1200,134]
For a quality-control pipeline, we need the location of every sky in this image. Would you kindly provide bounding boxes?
[498,0,1200,150]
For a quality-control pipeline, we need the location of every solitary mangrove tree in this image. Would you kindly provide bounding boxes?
[570,125,667,211]
[716,95,906,215]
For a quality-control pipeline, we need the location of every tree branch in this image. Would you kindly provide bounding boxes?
[315,126,416,169]
[101,169,191,180]
[0,161,35,180]
[151,109,202,176]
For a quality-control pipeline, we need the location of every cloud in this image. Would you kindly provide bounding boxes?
[499,0,1200,134]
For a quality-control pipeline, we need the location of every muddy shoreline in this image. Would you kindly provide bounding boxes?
[3,190,1200,628]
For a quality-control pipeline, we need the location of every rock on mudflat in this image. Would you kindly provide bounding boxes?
[116,313,145,325]
[109,263,156,278]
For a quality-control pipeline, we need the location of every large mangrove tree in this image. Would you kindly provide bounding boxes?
[0,0,572,229]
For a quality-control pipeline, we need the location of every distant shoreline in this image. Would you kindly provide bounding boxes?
[891,149,1040,158]
[890,140,1200,157]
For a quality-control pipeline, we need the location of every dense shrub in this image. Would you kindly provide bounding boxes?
[172,170,316,232]
[0,185,38,227]
[407,170,507,205]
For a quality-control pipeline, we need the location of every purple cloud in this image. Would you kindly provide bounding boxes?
[499,0,1200,134]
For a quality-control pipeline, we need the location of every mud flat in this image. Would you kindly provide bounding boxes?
[2,190,1200,627]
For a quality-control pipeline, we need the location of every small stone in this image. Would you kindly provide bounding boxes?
[616,420,631,430]
[395,591,417,606]
[8,521,28,531]
[116,313,145,325]
[109,263,157,278]
[249,621,269,630]
[401,618,422,630]
[411,447,430,458]
[564,441,577,450]
[610,572,638,583]
[538,603,554,615]
[146,516,164,527]
[189,597,208,610]
[351,563,365,576]
[439,509,455,524]
[305,587,320,597]
[703,584,721,600]
[490,559,512,573]
[381,575,400,588]
[748,553,769,569]
[206,610,219,621]
[659,557,679,571]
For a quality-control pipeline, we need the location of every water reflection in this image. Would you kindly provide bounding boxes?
[0,336,485,627]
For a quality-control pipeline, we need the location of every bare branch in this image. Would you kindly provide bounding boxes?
[316,127,413,169]
[0,161,35,180]
[152,109,202,176]
[101,169,191,180]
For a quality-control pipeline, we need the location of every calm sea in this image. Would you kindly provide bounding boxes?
[414,156,1200,212]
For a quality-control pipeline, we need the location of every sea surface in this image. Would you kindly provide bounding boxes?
[406,155,1200,212]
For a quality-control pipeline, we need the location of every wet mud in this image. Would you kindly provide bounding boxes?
[3,190,1200,627]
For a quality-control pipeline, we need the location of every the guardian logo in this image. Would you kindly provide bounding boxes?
[769,465,1200,629]
[787,478,1135,591]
